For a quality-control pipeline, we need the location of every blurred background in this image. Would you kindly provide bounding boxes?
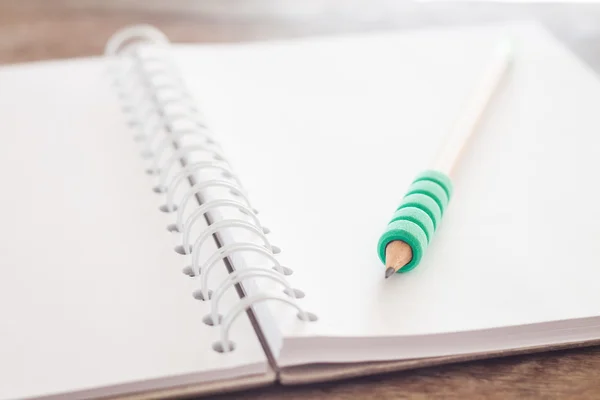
[3,0,600,74]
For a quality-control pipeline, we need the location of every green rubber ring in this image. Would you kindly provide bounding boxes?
[389,207,434,243]
[397,193,442,230]
[377,219,427,273]
[406,180,449,215]
[413,170,453,199]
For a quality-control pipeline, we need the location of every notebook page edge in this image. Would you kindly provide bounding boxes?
[277,316,600,365]
[32,363,273,400]
[278,338,600,385]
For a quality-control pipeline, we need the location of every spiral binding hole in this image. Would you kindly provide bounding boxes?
[174,245,193,255]
[193,289,213,301]
[262,226,271,234]
[146,167,160,175]
[202,314,223,326]
[212,340,236,353]
[273,266,293,276]
[270,245,281,254]
[283,288,305,299]
[159,204,178,213]
[167,223,180,233]
[297,311,318,322]
[153,185,167,194]
[182,265,195,277]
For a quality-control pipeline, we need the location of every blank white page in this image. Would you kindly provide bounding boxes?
[172,22,600,365]
[0,58,267,399]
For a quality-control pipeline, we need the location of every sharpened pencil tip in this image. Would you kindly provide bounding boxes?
[385,267,395,279]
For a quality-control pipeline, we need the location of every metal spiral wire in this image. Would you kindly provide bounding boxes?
[106,25,316,354]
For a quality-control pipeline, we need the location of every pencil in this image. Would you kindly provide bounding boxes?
[380,39,514,278]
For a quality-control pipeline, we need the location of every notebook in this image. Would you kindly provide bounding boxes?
[1,21,600,399]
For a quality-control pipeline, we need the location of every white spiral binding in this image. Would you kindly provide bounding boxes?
[218,294,316,352]
[208,267,298,326]
[171,198,260,234]
[155,161,240,194]
[106,25,316,353]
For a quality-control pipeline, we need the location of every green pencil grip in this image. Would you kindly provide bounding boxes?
[377,170,453,273]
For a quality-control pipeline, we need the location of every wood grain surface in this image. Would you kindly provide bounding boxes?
[3,1,600,398]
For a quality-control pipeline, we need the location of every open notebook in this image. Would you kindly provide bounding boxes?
[1,21,600,399]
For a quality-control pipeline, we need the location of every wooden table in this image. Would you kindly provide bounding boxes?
[3,1,600,398]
